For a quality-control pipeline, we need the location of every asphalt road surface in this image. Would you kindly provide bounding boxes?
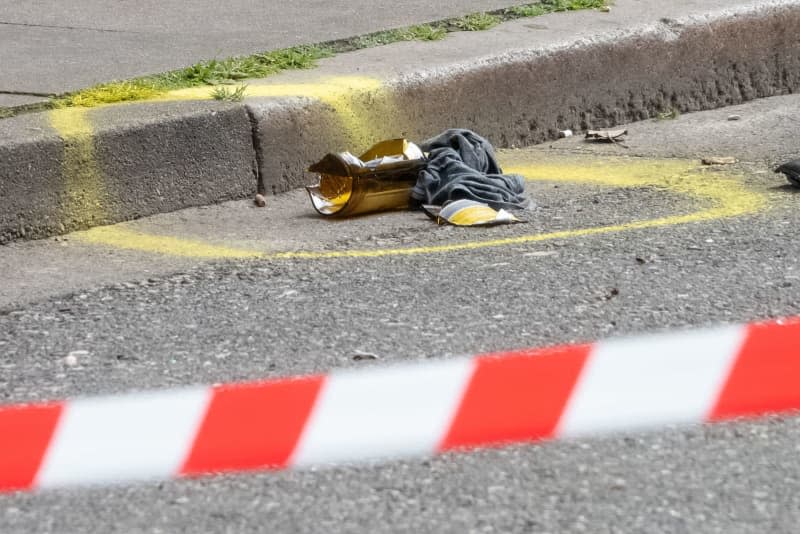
[3,95,800,532]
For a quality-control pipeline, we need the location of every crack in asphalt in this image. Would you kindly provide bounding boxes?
[0,20,143,34]
[0,90,53,97]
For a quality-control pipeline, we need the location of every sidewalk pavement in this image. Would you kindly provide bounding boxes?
[1,0,799,245]
[0,0,527,105]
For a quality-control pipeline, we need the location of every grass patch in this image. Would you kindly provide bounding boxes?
[350,30,409,49]
[54,81,163,108]
[51,45,331,108]
[404,24,448,41]
[0,0,609,116]
[175,46,330,86]
[349,24,447,49]
[210,84,248,102]
[656,109,680,120]
[508,0,608,17]
[452,12,501,31]
[541,0,608,10]
[507,5,549,17]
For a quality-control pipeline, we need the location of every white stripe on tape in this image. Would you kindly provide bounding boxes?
[291,359,474,466]
[556,325,746,437]
[36,388,210,487]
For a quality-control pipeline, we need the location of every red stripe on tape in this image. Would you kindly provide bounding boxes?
[180,376,323,476]
[710,320,800,421]
[0,402,63,492]
[439,345,590,451]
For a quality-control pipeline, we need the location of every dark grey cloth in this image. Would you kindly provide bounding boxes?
[775,158,800,187]
[411,129,531,210]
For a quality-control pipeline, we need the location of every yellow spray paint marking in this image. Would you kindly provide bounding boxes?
[79,226,263,259]
[505,157,765,222]
[77,156,767,260]
[163,76,385,146]
[162,76,382,102]
[48,76,382,231]
[49,107,107,224]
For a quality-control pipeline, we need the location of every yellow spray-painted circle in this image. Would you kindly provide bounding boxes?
[76,156,767,260]
[48,76,765,259]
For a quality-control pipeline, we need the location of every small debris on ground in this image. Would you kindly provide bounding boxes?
[727,114,742,121]
[656,110,680,121]
[610,477,627,490]
[701,157,737,166]
[523,250,559,258]
[352,350,379,361]
[585,129,628,143]
[775,158,800,186]
[254,193,266,207]
[603,288,620,301]
[64,350,89,366]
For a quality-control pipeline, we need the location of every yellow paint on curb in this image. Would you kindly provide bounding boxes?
[77,156,767,260]
[163,76,386,146]
[162,76,382,102]
[49,107,107,225]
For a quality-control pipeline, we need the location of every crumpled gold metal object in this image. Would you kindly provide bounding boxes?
[306,139,426,217]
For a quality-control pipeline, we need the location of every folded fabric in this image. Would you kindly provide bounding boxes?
[411,129,531,210]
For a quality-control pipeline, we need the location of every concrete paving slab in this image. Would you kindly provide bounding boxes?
[0,0,531,95]
[0,94,48,107]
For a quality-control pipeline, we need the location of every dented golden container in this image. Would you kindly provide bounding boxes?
[306,139,426,217]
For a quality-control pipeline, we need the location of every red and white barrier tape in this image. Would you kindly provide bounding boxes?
[3,318,800,493]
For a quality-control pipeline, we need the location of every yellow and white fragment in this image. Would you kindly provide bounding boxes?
[426,200,523,227]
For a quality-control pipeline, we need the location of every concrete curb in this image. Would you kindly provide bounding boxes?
[248,0,800,194]
[0,102,256,244]
[2,0,799,244]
